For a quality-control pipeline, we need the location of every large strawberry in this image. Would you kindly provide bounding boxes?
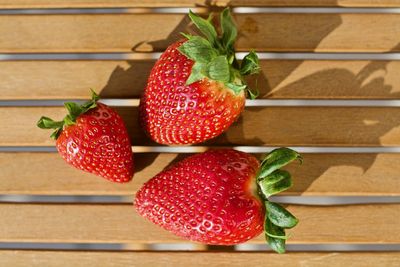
[135,148,301,253]
[37,91,134,182]
[139,8,260,145]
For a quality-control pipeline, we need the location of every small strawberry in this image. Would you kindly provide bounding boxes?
[37,90,134,182]
[139,8,260,144]
[135,148,301,253]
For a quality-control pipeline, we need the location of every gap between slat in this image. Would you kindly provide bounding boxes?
[1,7,400,15]
[0,195,399,205]
[0,243,399,251]
[3,146,400,153]
[1,53,400,61]
[3,99,400,107]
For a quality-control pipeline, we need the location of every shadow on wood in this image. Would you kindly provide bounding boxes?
[91,6,400,199]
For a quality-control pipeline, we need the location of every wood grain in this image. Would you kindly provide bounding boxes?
[2,106,400,146]
[0,60,152,100]
[1,0,400,8]
[0,203,398,243]
[1,14,400,52]
[1,60,399,100]
[1,251,399,267]
[1,152,399,196]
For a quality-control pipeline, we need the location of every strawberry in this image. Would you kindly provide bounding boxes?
[139,8,260,144]
[37,90,134,182]
[135,148,302,253]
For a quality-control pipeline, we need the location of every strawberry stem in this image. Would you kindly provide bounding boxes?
[37,89,100,140]
[178,8,260,99]
[256,147,302,253]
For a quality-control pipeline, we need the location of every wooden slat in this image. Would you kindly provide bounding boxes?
[0,203,398,243]
[2,106,400,146]
[1,251,400,267]
[1,60,399,100]
[1,152,399,196]
[1,14,400,53]
[0,60,151,100]
[259,60,400,99]
[1,0,400,8]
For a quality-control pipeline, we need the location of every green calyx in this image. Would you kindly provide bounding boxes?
[178,8,260,99]
[256,147,302,254]
[36,89,100,140]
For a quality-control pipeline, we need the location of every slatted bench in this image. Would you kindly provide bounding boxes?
[1,1,400,266]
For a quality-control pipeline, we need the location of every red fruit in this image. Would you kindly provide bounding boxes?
[37,91,134,183]
[139,8,260,145]
[140,41,245,145]
[135,148,302,252]
[136,149,262,244]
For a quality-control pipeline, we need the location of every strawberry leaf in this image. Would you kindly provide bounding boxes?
[189,10,218,47]
[257,147,302,253]
[37,89,100,140]
[186,62,206,85]
[258,169,292,198]
[220,7,237,51]
[50,128,63,140]
[81,89,99,111]
[180,32,193,40]
[247,87,259,99]
[64,102,82,120]
[266,201,299,229]
[226,83,247,95]
[258,148,302,180]
[90,88,100,101]
[207,55,231,83]
[63,115,75,126]
[37,116,64,129]
[37,116,64,140]
[240,51,260,76]
[265,217,286,254]
[181,8,260,98]
[178,36,218,63]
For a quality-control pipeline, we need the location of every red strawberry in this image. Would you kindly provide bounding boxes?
[37,91,134,182]
[135,148,302,253]
[139,8,260,145]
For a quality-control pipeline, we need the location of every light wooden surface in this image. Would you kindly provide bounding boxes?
[0,203,398,243]
[1,152,399,196]
[1,14,400,53]
[0,1,398,261]
[2,106,400,146]
[1,60,399,100]
[1,251,400,267]
[1,0,400,8]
